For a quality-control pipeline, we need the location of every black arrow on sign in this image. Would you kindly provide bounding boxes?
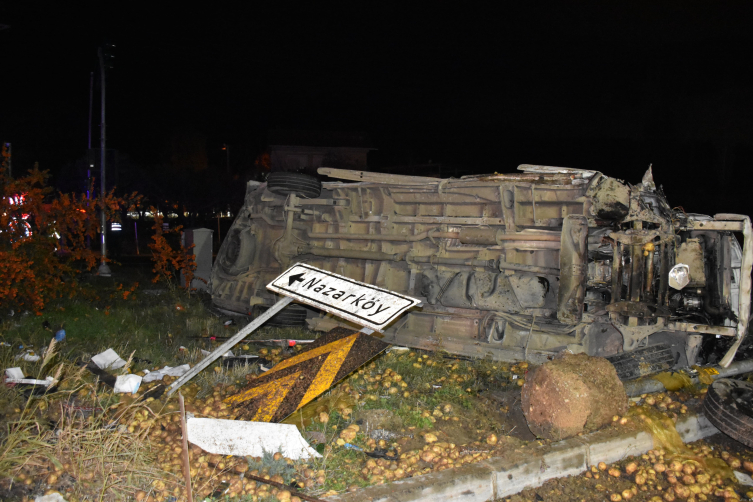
[288,273,305,286]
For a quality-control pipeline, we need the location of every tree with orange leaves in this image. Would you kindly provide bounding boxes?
[147,207,197,292]
[0,165,140,313]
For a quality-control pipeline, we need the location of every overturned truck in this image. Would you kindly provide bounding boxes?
[211,165,752,376]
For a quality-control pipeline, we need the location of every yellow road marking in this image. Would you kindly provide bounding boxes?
[224,371,301,422]
[299,334,358,407]
[224,332,361,421]
[263,333,358,376]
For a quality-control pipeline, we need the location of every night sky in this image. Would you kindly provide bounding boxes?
[2,3,753,215]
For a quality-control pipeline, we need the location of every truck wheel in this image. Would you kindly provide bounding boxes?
[702,378,753,448]
[267,172,322,199]
[606,343,674,381]
[218,227,256,276]
[256,304,308,327]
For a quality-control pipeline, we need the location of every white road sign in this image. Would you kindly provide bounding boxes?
[267,263,422,332]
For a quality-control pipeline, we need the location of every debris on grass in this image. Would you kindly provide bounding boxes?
[186,417,321,459]
[90,348,127,370]
[5,367,25,380]
[141,364,190,383]
[113,373,142,393]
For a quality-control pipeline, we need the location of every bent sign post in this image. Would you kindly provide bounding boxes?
[267,263,422,332]
[167,296,294,397]
[168,263,421,397]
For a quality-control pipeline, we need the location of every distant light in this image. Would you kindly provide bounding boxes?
[111,222,122,231]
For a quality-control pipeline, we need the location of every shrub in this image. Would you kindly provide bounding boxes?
[0,166,139,313]
[148,207,197,291]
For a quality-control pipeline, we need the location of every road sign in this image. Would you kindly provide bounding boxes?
[267,263,421,332]
[225,327,389,422]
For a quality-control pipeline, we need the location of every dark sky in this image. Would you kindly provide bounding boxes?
[2,3,753,214]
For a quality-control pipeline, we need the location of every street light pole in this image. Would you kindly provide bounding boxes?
[97,47,111,277]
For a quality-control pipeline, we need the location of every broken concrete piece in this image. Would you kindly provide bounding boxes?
[521,352,627,440]
[91,349,127,370]
[186,417,321,459]
[113,374,142,394]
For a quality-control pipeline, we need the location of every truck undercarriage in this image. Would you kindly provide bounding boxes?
[211,165,752,375]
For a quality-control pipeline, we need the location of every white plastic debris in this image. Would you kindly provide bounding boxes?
[15,350,40,362]
[669,263,690,290]
[35,492,67,502]
[113,374,142,394]
[6,377,54,386]
[735,470,753,486]
[91,348,127,370]
[5,367,24,380]
[142,364,191,383]
[186,418,321,460]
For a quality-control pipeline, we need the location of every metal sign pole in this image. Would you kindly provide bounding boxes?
[167,296,293,397]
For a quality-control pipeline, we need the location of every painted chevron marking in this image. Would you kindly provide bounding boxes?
[224,327,388,422]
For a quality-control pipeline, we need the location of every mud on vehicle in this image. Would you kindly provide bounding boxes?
[211,165,752,378]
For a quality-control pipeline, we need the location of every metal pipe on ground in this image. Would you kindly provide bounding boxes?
[623,358,753,397]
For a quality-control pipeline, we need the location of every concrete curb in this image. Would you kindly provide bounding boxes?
[327,413,720,502]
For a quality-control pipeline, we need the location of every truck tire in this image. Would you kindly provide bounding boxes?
[606,343,674,381]
[256,303,308,327]
[218,227,256,276]
[702,378,753,448]
[267,172,322,199]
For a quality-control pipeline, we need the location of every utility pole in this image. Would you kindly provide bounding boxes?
[88,72,93,151]
[97,46,113,277]
[87,72,93,199]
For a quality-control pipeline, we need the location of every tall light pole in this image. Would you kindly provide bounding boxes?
[87,71,93,198]
[97,46,113,277]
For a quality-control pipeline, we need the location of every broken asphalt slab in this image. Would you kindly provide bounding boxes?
[326,412,720,502]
